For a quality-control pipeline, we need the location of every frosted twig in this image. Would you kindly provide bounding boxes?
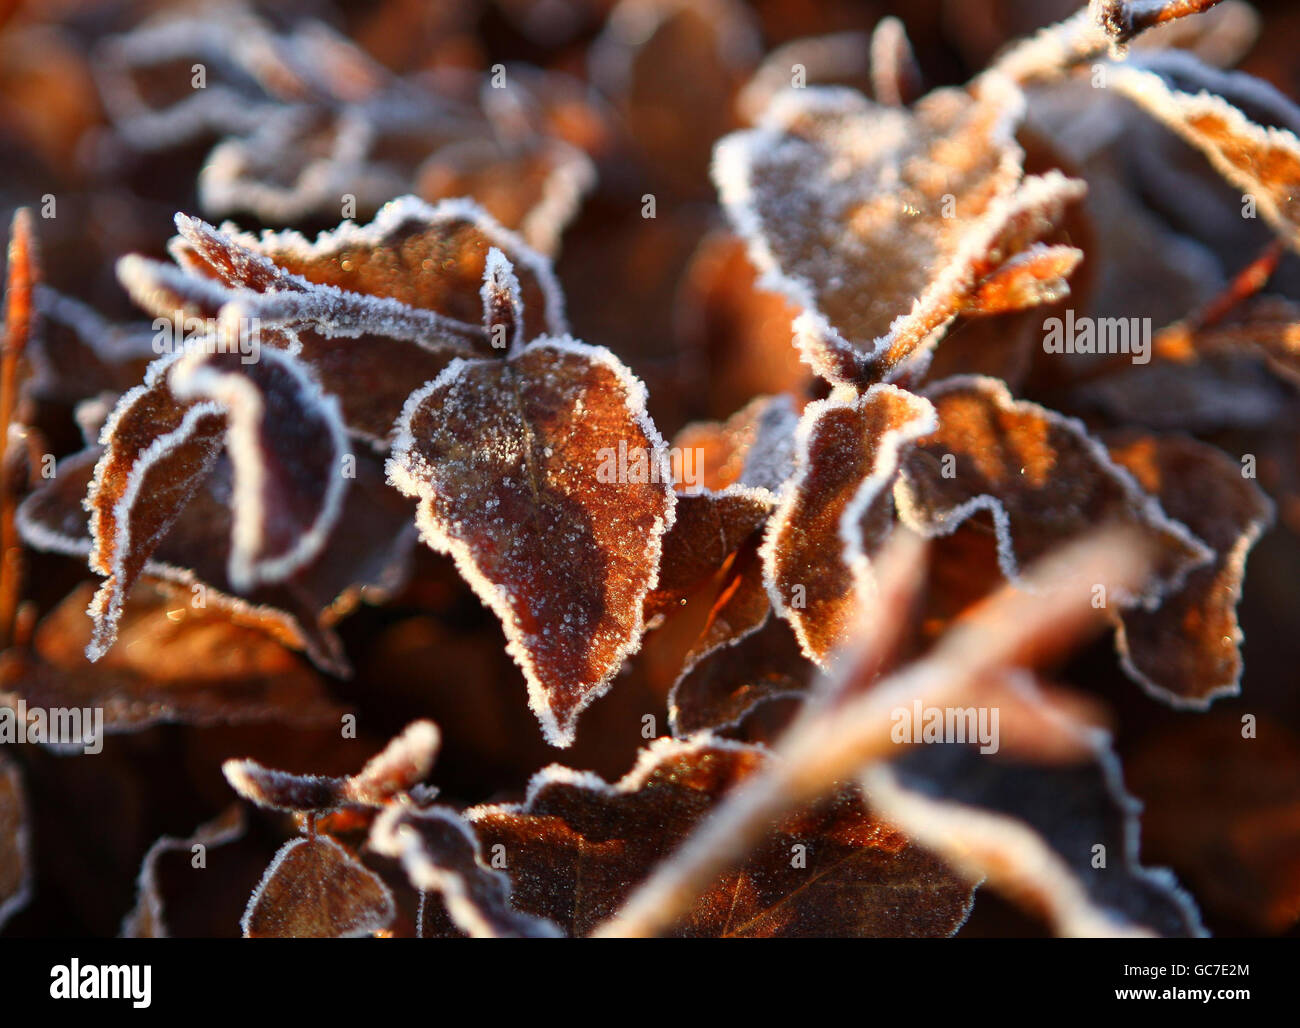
[593,528,1152,937]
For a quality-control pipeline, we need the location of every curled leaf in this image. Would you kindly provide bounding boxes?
[1106,432,1273,706]
[714,80,1085,383]
[894,375,1211,607]
[369,804,561,938]
[762,384,936,664]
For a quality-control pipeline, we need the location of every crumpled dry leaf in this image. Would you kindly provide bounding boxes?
[369,803,561,938]
[0,752,31,930]
[668,611,812,737]
[1109,51,1300,252]
[224,720,441,813]
[894,375,1212,607]
[0,581,345,733]
[714,77,1086,384]
[388,337,675,747]
[863,677,1206,938]
[1105,431,1273,706]
[82,346,349,662]
[468,735,976,937]
[763,384,936,664]
[241,834,395,939]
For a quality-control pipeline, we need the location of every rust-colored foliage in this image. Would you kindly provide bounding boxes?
[0,0,1298,943]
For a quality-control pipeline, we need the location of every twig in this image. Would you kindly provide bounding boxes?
[593,528,1152,937]
[0,209,35,650]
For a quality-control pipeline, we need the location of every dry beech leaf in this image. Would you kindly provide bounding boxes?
[224,720,440,813]
[1154,295,1300,387]
[0,753,32,930]
[864,712,1206,938]
[118,197,563,446]
[122,806,246,938]
[668,611,812,737]
[0,581,344,733]
[1105,432,1273,706]
[18,443,416,676]
[27,286,156,404]
[645,488,773,623]
[967,243,1083,315]
[94,8,387,149]
[1109,51,1300,252]
[714,78,1086,384]
[894,375,1212,608]
[670,393,799,494]
[241,834,395,939]
[83,346,348,663]
[762,384,936,665]
[467,736,975,937]
[388,338,676,747]
[369,804,561,938]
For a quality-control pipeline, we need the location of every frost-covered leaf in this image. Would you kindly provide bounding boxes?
[369,804,561,938]
[388,339,675,746]
[122,807,246,938]
[468,736,975,937]
[1110,51,1300,252]
[181,197,565,342]
[762,384,936,664]
[968,243,1084,315]
[241,834,395,938]
[0,581,345,733]
[223,720,440,813]
[894,375,1212,607]
[864,681,1206,938]
[18,444,414,677]
[84,346,349,662]
[714,79,1086,384]
[645,488,772,622]
[669,612,812,737]
[671,394,800,495]
[27,287,156,404]
[1106,432,1272,706]
[0,753,32,930]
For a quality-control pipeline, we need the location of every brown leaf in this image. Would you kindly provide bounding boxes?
[894,375,1212,607]
[388,339,676,746]
[468,736,975,937]
[714,78,1085,383]
[1110,51,1300,252]
[0,752,31,930]
[369,804,561,938]
[763,384,936,664]
[669,611,812,737]
[863,677,1205,937]
[84,346,349,662]
[224,720,440,813]
[0,581,345,733]
[1106,432,1272,705]
[241,834,395,938]
[121,806,246,938]
[645,487,772,622]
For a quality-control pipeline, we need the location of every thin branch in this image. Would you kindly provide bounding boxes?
[593,528,1152,938]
